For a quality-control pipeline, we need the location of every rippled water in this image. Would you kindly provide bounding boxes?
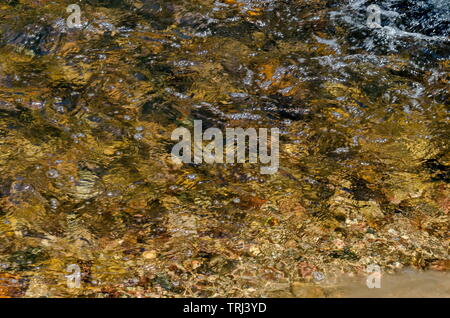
[0,0,448,297]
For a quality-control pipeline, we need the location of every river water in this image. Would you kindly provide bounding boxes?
[0,0,448,297]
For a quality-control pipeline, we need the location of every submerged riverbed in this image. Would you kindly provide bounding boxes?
[0,0,448,297]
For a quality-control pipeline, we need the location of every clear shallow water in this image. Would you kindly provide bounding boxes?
[0,0,448,297]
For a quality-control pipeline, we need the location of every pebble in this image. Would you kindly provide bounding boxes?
[49,198,59,209]
[46,169,59,178]
[248,245,261,257]
[388,229,399,236]
[312,271,325,282]
[143,251,157,260]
